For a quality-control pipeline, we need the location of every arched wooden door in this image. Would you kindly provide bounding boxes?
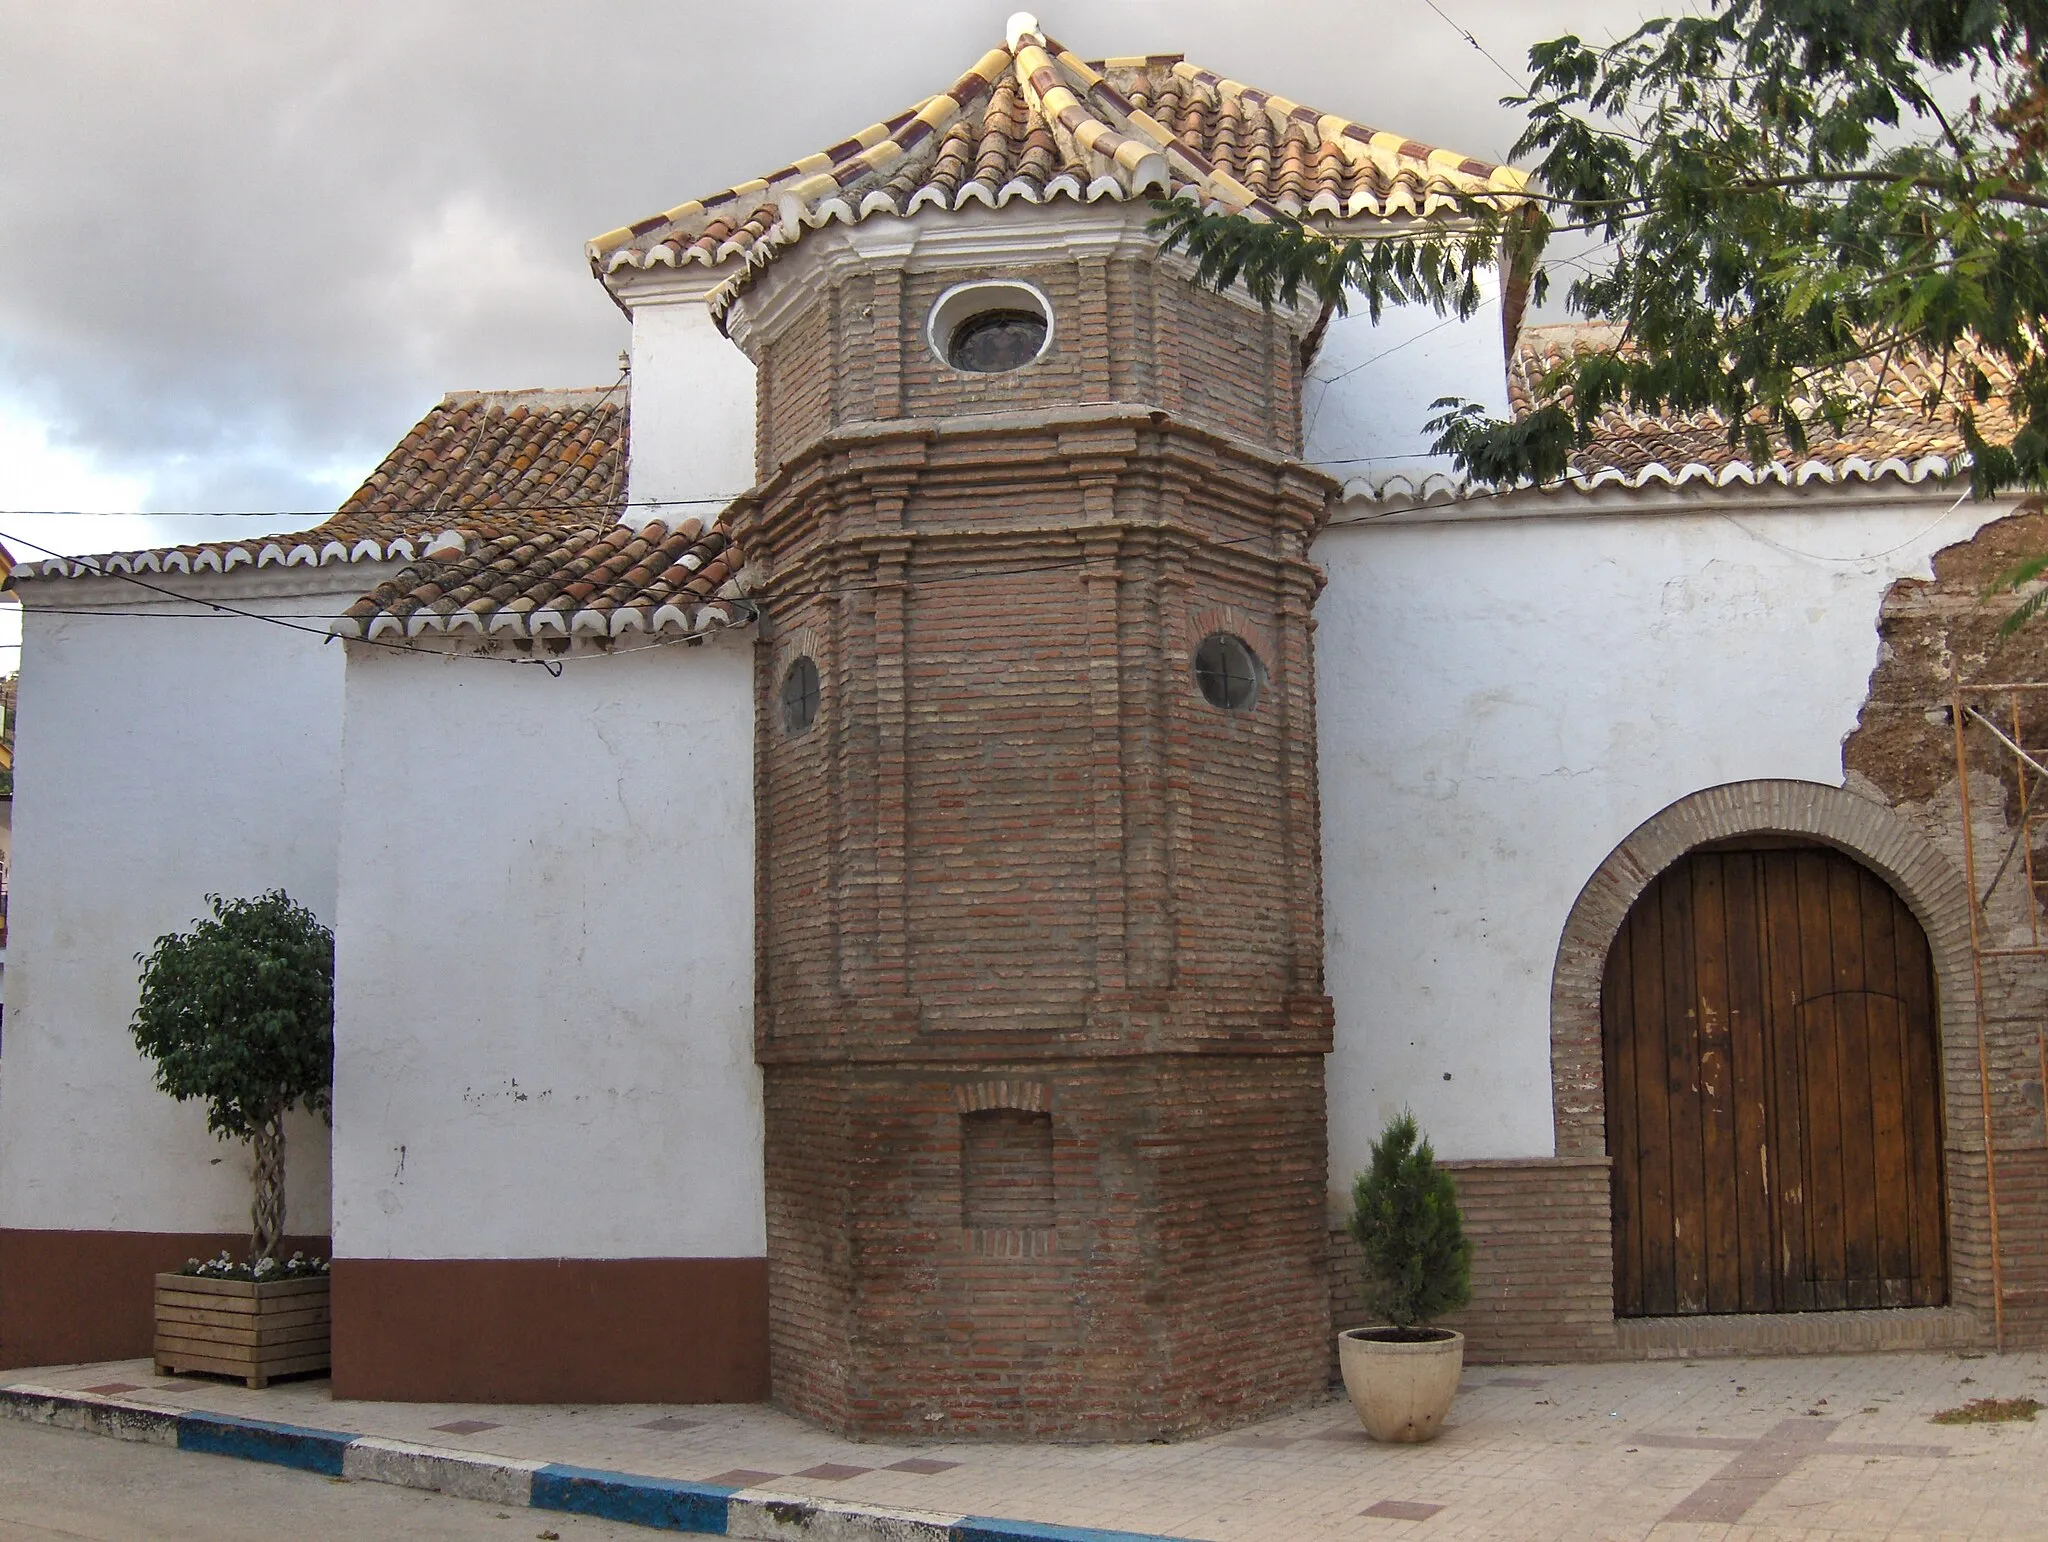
[1602,842,1947,1316]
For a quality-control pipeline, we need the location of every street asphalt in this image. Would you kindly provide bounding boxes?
[0,1416,650,1540]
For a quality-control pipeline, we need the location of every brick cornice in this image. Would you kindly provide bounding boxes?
[740,404,1337,531]
[734,417,1335,602]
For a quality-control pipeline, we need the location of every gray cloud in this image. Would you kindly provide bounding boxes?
[0,0,1657,520]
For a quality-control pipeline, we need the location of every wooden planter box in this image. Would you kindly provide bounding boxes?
[153,1272,330,1388]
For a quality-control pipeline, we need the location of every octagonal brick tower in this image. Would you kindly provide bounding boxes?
[590,14,1528,1440]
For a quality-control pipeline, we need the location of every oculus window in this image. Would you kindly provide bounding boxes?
[927,280,1053,375]
[1194,632,1263,712]
[949,310,1047,372]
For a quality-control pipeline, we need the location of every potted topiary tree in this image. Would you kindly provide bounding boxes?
[1338,1111,1473,1442]
[131,891,334,1387]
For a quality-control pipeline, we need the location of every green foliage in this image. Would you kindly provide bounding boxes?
[1349,1112,1473,1331]
[131,891,334,1144]
[1153,2,2048,501]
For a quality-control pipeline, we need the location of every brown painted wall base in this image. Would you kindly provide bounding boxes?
[0,1228,329,1371]
[330,1257,769,1404]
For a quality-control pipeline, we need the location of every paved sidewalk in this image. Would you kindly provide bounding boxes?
[7,1348,2048,1539]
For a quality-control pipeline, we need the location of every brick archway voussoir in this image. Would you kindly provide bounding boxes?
[1550,779,1972,1158]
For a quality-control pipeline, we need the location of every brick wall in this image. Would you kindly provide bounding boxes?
[739,253,1333,1438]
[766,1058,1330,1440]
[960,1110,1056,1230]
[751,256,1304,481]
[1329,1157,1617,1368]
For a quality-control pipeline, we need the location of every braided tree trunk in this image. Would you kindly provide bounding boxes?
[250,1112,286,1264]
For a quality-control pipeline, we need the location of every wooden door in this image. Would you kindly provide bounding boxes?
[1603,844,1947,1316]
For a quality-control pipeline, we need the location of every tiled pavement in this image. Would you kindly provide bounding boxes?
[11,1349,2048,1539]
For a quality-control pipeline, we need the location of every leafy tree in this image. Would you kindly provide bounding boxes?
[131,892,333,1264]
[1154,1,2047,499]
[1349,1112,1472,1335]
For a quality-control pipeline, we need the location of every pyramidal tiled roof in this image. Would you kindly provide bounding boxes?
[589,12,1528,309]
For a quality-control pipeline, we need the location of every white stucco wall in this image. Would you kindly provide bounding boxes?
[0,571,378,1237]
[1315,487,2009,1189]
[621,272,759,514]
[1302,282,1510,478]
[331,633,762,1260]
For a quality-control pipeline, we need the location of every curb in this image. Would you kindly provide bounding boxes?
[0,1384,1194,1541]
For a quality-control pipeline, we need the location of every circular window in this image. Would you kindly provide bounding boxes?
[927,280,1053,374]
[949,310,1047,372]
[1194,633,1262,712]
[781,656,820,735]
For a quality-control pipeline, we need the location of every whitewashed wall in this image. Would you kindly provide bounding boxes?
[621,270,759,514]
[1302,283,1509,476]
[1314,486,2009,1191]
[331,633,762,1260]
[0,570,382,1237]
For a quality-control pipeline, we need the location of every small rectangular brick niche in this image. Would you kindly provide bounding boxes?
[961,1109,1055,1231]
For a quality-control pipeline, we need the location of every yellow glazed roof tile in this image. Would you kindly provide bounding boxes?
[587,13,1526,309]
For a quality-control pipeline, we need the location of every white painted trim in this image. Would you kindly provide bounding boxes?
[1331,478,2012,527]
[925,279,1055,375]
[605,264,730,311]
[720,203,1322,357]
[13,564,409,610]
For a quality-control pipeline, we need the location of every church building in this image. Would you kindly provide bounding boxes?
[2,15,2043,1441]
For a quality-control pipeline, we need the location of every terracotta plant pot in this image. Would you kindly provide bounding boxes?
[1337,1327,1464,1443]
[154,1272,330,1389]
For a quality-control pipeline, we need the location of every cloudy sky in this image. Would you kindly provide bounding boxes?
[0,0,1661,592]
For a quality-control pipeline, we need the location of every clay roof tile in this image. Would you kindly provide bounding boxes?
[585,18,1527,321]
[1503,323,2018,489]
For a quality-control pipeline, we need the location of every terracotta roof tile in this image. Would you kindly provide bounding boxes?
[13,386,632,582]
[335,517,748,642]
[6,383,749,648]
[587,14,1528,317]
[1507,323,2019,489]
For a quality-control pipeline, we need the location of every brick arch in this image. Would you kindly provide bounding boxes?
[1550,780,1975,1160]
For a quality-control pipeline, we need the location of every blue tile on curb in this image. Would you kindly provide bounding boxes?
[953,1521,1192,1542]
[532,1464,734,1533]
[176,1411,352,1475]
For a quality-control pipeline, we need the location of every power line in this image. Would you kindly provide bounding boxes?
[1,303,1550,531]
[0,470,1713,642]
[0,524,654,675]
[0,493,746,521]
[14,464,1954,683]
[1421,0,1528,93]
[0,490,1468,650]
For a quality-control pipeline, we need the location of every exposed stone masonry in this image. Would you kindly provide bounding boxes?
[1845,498,2048,1347]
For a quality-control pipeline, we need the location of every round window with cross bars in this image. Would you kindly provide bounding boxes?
[1194,633,1262,713]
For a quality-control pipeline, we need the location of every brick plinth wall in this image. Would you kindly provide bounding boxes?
[732,246,1334,1438]
[1329,1158,1616,1368]
[769,1057,1331,1439]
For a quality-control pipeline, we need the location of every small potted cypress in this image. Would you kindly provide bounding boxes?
[131,891,334,1387]
[1338,1112,1472,1442]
